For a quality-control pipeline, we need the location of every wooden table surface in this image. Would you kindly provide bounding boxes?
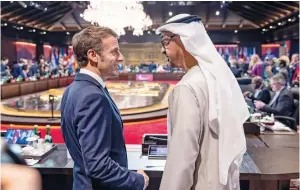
[259,133,299,148]
[247,146,299,180]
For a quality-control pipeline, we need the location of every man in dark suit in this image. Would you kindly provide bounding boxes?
[1,57,9,77]
[11,59,23,79]
[254,74,294,117]
[60,26,148,190]
[243,76,271,104]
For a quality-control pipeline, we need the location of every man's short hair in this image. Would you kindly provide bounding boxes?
[271,73,286,85]
[72,26,118,68]
[252,76,264,86]
[1,57,8,61]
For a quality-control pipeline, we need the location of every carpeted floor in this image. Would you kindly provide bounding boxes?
[1,118,168,144]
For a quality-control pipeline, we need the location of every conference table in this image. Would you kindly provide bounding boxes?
[32,131,299,190]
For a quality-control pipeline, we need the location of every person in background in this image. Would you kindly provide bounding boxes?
[264,56,278,78]
[289,53,299,87]
[28,59,38,77]
[277,58,289,84]
[11,59,24,79]
[21,65,29,80]
[1,57,9,78]
[251,56,268,79]
[243,76,271,104]
[229,59,242,78]
[237,58,248,76]
[254,74,293,117]
[248,54,262,73]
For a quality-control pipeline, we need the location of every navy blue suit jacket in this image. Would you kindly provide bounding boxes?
[28,64,38,77]
[11,64,22,78]
[60,73,144,190]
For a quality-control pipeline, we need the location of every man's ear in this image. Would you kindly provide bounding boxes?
[87,49,98,63]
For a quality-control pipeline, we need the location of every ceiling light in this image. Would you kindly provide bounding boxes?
[10,1,13,3]
[32,29,36,32]
[24,5,27,8]
[169,11,173,16]
[288,18,292,22]
[269,26,273,29]
[4,23,7,26]
[278,22,281,26]
[216,11,220,16]
[44,31,46,34]
[234,30,238,33]
[66,32,70,35]
[80,13,83,17]
[262,28,266,31]
[147,31,151,34]
[44,8,47,11]
[20,26,23,30]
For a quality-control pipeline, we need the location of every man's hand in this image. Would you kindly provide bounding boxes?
[137,169,149,190]
[254,100,265,109]
[243,91,251,97]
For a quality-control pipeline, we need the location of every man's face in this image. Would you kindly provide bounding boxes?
[291,54,299,64]
[270,79,282,92]
[161,32,184,68]
[97,36,124,78]
[266,59,273,65]
[3,59,9,65]
[40,59,45,64]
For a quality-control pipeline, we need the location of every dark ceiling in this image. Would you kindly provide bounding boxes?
[1,1,299,32]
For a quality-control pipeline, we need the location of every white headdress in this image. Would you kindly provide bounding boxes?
[157,14,249,187]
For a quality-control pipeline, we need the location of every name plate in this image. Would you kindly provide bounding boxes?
[136,74,153,81]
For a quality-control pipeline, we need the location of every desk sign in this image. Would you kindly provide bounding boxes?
[136,74,153,81]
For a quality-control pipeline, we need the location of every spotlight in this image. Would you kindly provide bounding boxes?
[4,23,7,26]
[234,30,238,33]
[20,26,23,30]
[24,5,27,8]
[269,26,273,29]
[44,31,46,34]
[44,8,47,11]
[80,13,83,17]
[66,32,70,35]
[147,31,151,34]
[169,11,173,16]
[288,18,292,22]
[216,11,220,16]
[10,1,13,3]
[262,28,266,31]
[33,29,35,32]
[278,22,281,26]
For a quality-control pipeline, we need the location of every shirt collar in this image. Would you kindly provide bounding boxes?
[276,86,285,94]
[79,68,105,88]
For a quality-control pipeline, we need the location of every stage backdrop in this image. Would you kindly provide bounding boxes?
[15,42,36,61]
[119,43,167,65]
[261,44,280,59]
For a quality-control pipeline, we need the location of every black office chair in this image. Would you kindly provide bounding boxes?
[274,100,299,131]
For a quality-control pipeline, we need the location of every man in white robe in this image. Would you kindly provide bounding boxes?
[156,14,250,190]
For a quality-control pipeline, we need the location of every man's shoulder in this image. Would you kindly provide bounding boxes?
[63,81,106,104]
[177,65,207,89]
[174,65,208,99]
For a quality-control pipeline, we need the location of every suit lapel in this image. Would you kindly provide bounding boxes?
[75,73,123,126]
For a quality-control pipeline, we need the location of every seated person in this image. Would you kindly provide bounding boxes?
[243,76,271,104]
[254,74,294,117]
[229,59,242,78]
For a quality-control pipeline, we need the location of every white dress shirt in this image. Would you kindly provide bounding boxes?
[268,86,284,106]
[79,68,105,88]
